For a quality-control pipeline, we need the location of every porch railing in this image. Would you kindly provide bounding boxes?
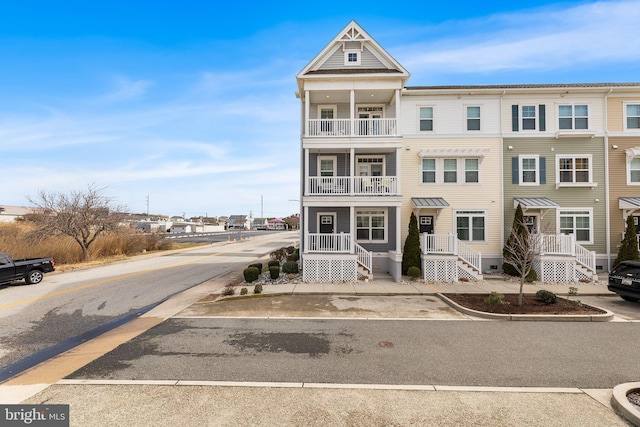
[355,242,372,273]
[307,118,396,137]
[421,233,482,273]
[307,233,351,253]
[306,176,398,196]
[534,234,575,256]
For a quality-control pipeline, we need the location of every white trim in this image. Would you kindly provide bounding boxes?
[557,208,594,245]
[317,104,337,120]
[355,155,385,177]
[355,208,388,244]
[317,155,337,177]
[623,101,640,131]
[344,49,361,66]
[557,103,589,131]
[465,105,481,132]
[520,104,538,132]
[420,156,483,185]
[317,212,337,234]
[626,147,640,186]
[518,154,540,186]
[417,105,434,132]
[453,209,487,243]
[555,154,596,188]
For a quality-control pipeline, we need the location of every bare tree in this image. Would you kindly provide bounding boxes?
[503,204,543,305]
[27,184,127,261]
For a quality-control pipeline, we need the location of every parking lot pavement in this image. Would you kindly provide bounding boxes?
[579,295,640,321]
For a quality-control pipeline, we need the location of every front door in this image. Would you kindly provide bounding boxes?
[319,214,334,234]
[524,215,539,234]
[419,216,434,234]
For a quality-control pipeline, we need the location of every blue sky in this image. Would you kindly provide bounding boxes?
[2,0,639,218]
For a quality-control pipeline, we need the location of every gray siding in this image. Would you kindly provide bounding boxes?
[308,152,397,176]
[320,46,386,70]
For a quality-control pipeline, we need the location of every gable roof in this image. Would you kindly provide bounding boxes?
[297,21,409,82]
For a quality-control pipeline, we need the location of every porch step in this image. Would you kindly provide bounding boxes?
[357,265,372,281]
[456,260,483,281]
[575,263,598,282]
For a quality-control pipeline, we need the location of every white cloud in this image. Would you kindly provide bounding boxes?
[100,75,154,103]
[397,0,640,75]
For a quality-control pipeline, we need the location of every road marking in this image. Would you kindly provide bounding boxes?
[0,237,276,311]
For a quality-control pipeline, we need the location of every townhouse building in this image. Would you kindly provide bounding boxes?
[297,21,640,283]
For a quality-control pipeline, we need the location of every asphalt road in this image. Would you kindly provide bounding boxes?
[67,317,640,389]
[0,231,298,379]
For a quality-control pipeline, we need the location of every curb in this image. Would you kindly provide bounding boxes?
[437,293,615,322]
[612,382,640,426]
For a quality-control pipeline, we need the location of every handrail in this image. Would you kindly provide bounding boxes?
[355,243,372,273]
[574,243,596,273]
[456,239,482,273]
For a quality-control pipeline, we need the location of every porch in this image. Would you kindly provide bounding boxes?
[533,234,598,282]
[421,234,483,281]
[307,118,397,137]
[306,176,398,196]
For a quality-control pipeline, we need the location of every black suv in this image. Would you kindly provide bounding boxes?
[608,260,640,302]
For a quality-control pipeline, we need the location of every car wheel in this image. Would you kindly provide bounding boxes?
[25,270,43,285]
[621,295,639,303]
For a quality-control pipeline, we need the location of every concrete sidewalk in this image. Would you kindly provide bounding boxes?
[2,274,632,426]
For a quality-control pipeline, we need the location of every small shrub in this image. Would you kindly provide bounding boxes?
[243,266,260,283]
[407,266,421,279]
[268,260,280,268]
[286,254,297,262]
[269,266,280,280]
[286,246,295,254]
[240,287,248,295]
[221,285,236,296]
[270,247,288,263]
[568,287,578,297]
[572,300,583,308]
[484,292,508,310]
[254,284,263,294]
[249,263,263,272]
[282,261,299,274]
[535,289,557,304]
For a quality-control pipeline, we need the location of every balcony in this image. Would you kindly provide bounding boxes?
[307,118,396,137]
[306,176,398,196]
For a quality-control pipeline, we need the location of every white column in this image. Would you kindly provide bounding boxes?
[396,205,402,253]
[304,149,310,196]
[350,148,355,195]
[396,147,401,195]
[350,89,355,136]
[395,89,401,136]
[304,90,310,137]
[350,205,355,254]
[304,205,309,253]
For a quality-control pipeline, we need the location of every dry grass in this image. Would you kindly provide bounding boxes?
[0,222,175,265]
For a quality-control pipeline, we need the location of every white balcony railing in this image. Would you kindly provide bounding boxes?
[307,233,351,253]
[306,176,398,196]
[307,118,396,137]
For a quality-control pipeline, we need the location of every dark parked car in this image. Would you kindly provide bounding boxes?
[608,260,640,302]
[0,253,55,285]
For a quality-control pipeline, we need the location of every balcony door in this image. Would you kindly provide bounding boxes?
[319,106,336,134]
[358,106,383,135]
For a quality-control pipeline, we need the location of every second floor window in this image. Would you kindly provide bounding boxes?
[558,156,591,184]
[627,104,640,129]
[422,157,480,184]
[419,107,433,131]
[559,105,588,130]
[522,105,536,130]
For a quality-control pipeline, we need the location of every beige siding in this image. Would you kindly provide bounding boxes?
[401,138,503,258]
[607,96,640,132]
[608,137,640,254]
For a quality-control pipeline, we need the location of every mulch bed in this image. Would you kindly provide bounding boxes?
[443,293,606,315]
[628,391,640,410]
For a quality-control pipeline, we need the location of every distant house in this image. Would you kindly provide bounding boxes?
[170,223,196,234]
[253,218,268,230]
[228,215,249,230]
[267,218,287,230]
[0,205,34,223]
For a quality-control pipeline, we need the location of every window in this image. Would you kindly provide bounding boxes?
[456,210,486,242]
[421,158,436,183]
[318,156,336,177]
[357,157,384,176]
[464,159,479,183]
[630,157,640,183]
[557,155,592,184]
[466,106,480,131]
[559,105,588,130]
[421,157,481,184]
[344,50,360,66]
[559,209,592,243]
[443,159,457,183]
[318,106,336,134]
[626,104,640,129]
[522,105,536,130]
[356,210,386,242]
[519,155,540,185]
[419,107,433,131]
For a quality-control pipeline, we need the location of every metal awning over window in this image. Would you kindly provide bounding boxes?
[513,197,559,209]
[412,197,449,208]
[620,197,640,217]
[417,148,489,159]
